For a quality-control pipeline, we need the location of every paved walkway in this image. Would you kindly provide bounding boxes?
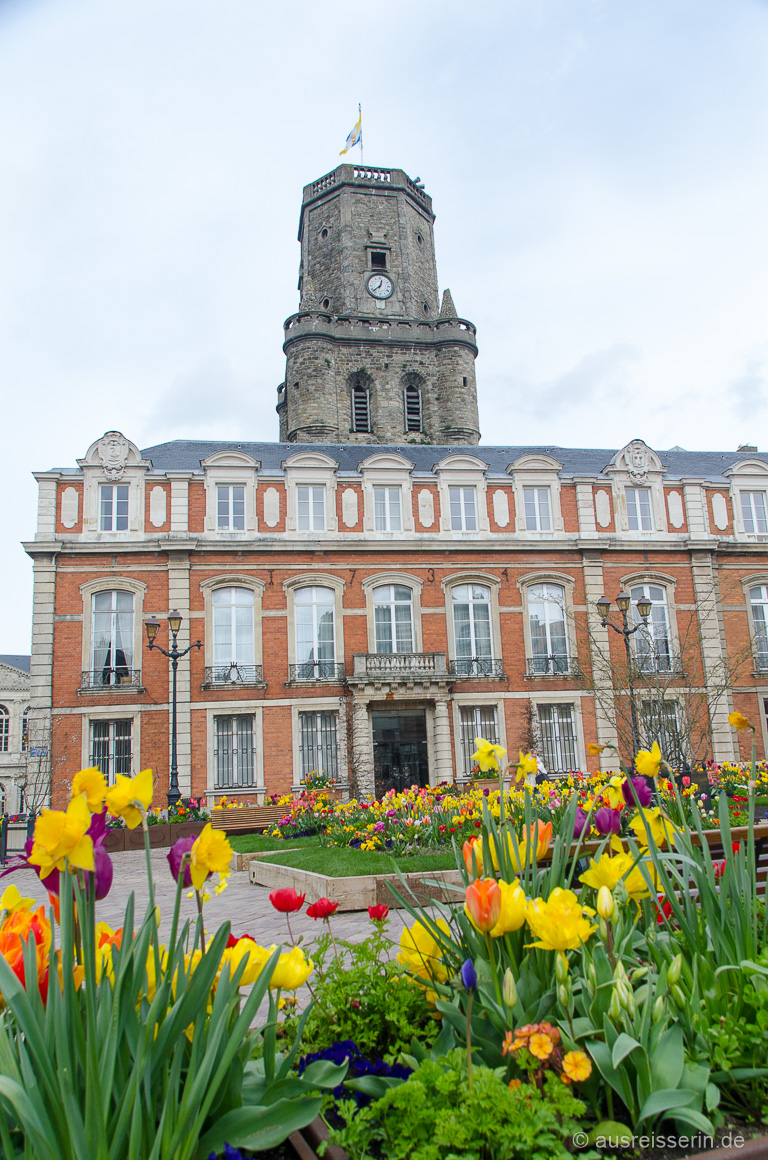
[2,849,410,955]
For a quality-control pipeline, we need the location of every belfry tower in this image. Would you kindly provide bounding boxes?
[276,165,480,445]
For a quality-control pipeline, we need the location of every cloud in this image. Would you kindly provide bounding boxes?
[141,355,255,441]
[729,353,767,415]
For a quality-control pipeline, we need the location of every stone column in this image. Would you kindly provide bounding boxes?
[433,698,454,784]
[351,698,375,798]
[581,550,620,768]
[690,549,737,763]
[27,551,57,808]
[167,552,193,796]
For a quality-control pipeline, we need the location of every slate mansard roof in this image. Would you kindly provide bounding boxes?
[133,440,768,485]
[0,655,31,675]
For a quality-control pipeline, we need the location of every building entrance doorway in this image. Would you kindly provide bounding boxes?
[372,708,429,797]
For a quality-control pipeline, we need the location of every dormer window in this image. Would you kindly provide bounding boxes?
[626,487,653,532]
[524,488,551,531]
[370,251,387,269]
[100,484,129,532]
[217,485,245,531]
[741,491,768,534]
[297,485,326,531]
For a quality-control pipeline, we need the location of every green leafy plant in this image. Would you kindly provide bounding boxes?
[325,1048,584,1160]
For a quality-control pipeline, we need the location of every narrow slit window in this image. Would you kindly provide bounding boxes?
[404,385,422,432]
[352,385,370,433]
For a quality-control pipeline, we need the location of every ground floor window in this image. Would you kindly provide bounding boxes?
[537,704,577,773]
[460,705,500,776]
[298,711,338,781]
[90,719,132,785]
[641,700,683,766]
[214,715,256,790]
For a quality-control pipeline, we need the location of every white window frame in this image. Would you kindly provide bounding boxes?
[459,705,499,777]
[509,454,564,535]
[523,487,552,532]
[740,491,768,535]
[216,484,246,532]
[436,455,489,536]
[213,714,258,791]
[449,487,478,531]
[373,486,402,532]
[99,484,130,532]
[537,703,578,774]
[360,453,415,535]
[283,451,339,534]
[91,589,136,685]
[443,573,503,674]
[0,706,8,753]
[742,576,768,673]
[202,450,259,536]
[629,580,674,673]
[362,573,423,655]
[79,578,147,689]
[526,582,571,675]
[88,718,133,785]
[298,710,339,781]
[284,574,346,681]
[372,584,415,654]
[625,487,654,532]
[297,484,326,532]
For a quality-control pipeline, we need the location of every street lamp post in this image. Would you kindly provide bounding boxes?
[596,591,652,762]
[144,611,202,808]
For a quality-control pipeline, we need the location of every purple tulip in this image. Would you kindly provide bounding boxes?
[573,807,589,839]
[595,807,622,836]
[460,958,477,992]
[622,776,653,809]
[167,835,196,887]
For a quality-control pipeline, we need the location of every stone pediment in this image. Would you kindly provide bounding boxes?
[201,449,260,469]
[605,439,665,481]
[282,451,339,470]
[0,662,30,691]
[78,431,150,480]
[507,453,563,474]
[358,452,414,472]
[434,454,488,473]
[724,459,768,478]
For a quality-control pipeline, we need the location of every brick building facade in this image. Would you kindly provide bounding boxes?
[23,166,768,804]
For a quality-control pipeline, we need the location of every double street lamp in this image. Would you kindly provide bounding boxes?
[144,611,202,808]
[596,591,652,759]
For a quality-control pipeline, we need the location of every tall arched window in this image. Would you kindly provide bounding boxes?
[212,587,255,681]
[631,583,672,672]
[0,782,5,814]
[295,587,336,678]
[351,383,370,433]
[0,706,9,753]
[373,585,414,653]
[527,584,569,674]
[451,584,493,676]
[21,707,29,752]
[92,590,134,686]
[750,585,768,671]
[404,384,422,432]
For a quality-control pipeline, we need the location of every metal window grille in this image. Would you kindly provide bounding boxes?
[460,706,499,776]
[299,712,338,780]
[404,385,422,432]
[89,719,132,785]
[537,704,577,773]
[0,708,8,753]
[352,386,370,433]
[641,701,684,765]
[214,715,256,789]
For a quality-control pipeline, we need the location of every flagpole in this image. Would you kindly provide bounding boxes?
[359,102,363,168]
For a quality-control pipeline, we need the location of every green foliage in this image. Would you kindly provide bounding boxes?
[324,1049,584,1160]
[289,929,438,1063]
[228,833,321,854]
[257,846,457,876]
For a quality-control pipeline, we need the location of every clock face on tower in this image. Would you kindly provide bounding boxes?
[366,273,394,299]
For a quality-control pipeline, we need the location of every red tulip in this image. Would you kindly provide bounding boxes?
[306,897,339,920]
[269,887,306,913]
[713,860,726,880]
[368,904,389,923]
[655,897,673,925]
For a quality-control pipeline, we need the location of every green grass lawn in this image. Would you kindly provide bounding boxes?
[229,833,323,854]
[253,845,459,877]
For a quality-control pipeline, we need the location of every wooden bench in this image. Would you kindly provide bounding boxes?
[210,805,288,834]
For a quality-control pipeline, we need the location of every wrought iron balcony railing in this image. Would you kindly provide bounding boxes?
[352,652,447,680]
[449,658,506,679]
[288,662,345,683]
[204,664,264,686]
[80,669,142,691]
[525,656,579,677]
[632,653,685,677]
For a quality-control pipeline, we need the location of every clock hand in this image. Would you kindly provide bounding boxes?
[370,276,383,291]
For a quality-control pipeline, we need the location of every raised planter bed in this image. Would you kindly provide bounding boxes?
[102,821,208,852]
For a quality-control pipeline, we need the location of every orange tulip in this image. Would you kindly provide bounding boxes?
[465,878,502,933]
[531,819,553,860]
[0,905,51,1000]
[462,837,484,877]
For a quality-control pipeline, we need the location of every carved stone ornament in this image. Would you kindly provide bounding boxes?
[97,432,130,480]
[626,439,650,482]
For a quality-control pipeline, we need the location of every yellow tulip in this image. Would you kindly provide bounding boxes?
[491,878,527,937]
[28,794,94,878]
[634,742,662,778]
[525,888,597,953]
[398,918,450,982]
[189,823,233,890]
[221,939,274,986]
[70,767,107,814]
[728,711,755,732]
[471,737,507,773]
[269,945,314,990]
[596,886,614,920]
[580,851,654,900]
[105,768,154,829]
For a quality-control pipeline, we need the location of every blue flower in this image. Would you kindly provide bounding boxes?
[460,958,477,991]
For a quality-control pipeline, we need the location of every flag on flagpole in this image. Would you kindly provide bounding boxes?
[340,109,362,155]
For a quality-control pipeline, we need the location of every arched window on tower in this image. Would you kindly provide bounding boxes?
[351,382,370,434]
[404,384,423,432]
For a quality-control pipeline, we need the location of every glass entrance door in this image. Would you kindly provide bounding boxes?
[372,708,429,797]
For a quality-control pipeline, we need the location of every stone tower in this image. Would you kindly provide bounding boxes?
[276,165,480,445]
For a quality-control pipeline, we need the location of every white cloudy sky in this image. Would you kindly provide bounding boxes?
[1,0,767,652]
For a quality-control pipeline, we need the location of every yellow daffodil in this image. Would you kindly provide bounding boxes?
[525,888,597,953]
[269,945,314,990]
[579,852,625,891]
[601,774,626,809]
[0,884,36,915]
[586,743,606,756]
[634,742,662,778]
[629,807,679,850]
[28,793,94,878]
[491,878,528,937]
[105,768,154,829]
[189,823,233,890]
[471,737,507,773]
[70,767,107,814]
[729,711,755,732]
[514,751,537,783]
[398,918,450,982]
